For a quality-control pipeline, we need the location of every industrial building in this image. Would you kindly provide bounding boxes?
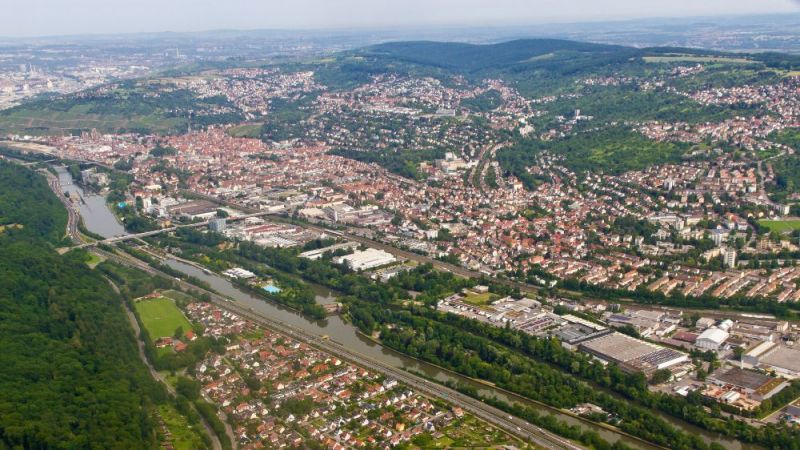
[695,327,730,351]
[333,248,396,271]
[298,241,359,260]
[708,366,788,402]
[167,199,218,220]
[578,332,688,375]
[743,341,800,379]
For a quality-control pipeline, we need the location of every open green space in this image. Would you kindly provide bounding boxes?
[758,219,800,233]
[134,296,193,340]
[462,291,495,306]
[157,404,207,450]
[225,123,263,138]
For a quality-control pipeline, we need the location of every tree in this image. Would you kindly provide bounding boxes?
[176,377,201,401]
[650,369,673,385]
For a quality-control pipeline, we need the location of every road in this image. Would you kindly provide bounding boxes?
[42,169,81,241]
[90,243,584,450]
[106,276,227,450]
[70,210,277,249]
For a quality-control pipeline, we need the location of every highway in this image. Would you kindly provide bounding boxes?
[91,245,584,450]
[42,176,586,449]
[43,169,82,242]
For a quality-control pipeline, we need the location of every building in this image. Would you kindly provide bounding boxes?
[723,248,737,269]
[222,267,256,279]
[168,200,218,220]
[80,167,109,186]
[787,399,800,417]
[299,241,359,260]
[333,248,396,271]
[695,327,730,351]
[578,332,688,375]
[209,218,227,232]
[743,341,777,366]
[758,346,800,379]
[708,366,788,401]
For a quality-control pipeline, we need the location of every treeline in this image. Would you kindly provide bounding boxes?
[350,302,800,449]
[156,229,800,449]
[0,160,68,245]
[498,127,691,183]
[153,229,327,319]
[0,163,166,448]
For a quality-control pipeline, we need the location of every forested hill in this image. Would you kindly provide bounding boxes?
[0,161,67,245]
[0,161,163,448]
[361,39,633,72]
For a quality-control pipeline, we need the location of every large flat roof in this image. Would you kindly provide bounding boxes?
[761,346,800,374]
[712,366,770,391]
[580,332,658,363]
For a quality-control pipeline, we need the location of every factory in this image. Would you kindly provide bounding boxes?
[333,248,397,271]
[707,366,789,403]
[743,342,800,379]
[578,332,689,375]
[695,327,730,351]
[298,241,360,260]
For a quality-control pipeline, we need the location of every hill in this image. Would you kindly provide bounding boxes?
[360,39,634,72]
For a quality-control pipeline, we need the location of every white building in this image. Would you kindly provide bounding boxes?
[723,248,737,269]
[334,248,396,271]
[696,327,729,351]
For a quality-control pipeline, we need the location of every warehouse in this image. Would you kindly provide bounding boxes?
[333,248,396,271]
[708,366,788,401]
[758,346,800,379]
[579,332,688,375]
[695,327,730,351]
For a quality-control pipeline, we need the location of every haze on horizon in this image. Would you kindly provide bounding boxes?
[4,0,800,39]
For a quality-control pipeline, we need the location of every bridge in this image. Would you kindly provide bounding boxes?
[72,210,276,249]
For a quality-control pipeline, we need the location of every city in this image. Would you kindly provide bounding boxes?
[3,2,800,450]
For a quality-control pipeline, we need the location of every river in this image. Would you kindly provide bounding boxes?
[66,172,756,450]
[54,165,127,239]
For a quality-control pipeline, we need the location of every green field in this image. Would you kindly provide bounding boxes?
[157,404,208,450]
[758,219,800,233]
[134,296,193,340]
[225,123,262,138]
[462,291,495,306]
[643,55,753,64]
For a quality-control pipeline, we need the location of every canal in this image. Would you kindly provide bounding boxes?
[54,165,127,239]
[66,173,757,450]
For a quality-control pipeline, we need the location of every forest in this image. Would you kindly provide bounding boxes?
[0,162,167,448]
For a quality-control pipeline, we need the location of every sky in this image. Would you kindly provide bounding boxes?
[3,0,799,38]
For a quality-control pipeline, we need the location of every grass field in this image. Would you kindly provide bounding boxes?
[157,404,207,450]
[758,219,800,233]
[643,55,753,64]
[85,252,103,268]
[225,123,262,138]
[462,291,495,306]
[134,296,193,340]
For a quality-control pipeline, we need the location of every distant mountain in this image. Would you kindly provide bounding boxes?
[360,38,636,72]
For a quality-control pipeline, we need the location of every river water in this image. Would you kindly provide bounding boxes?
[54,165,127,239]
[67,172,756,450]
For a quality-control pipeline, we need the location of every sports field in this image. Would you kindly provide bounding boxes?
[134,296,192,340]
